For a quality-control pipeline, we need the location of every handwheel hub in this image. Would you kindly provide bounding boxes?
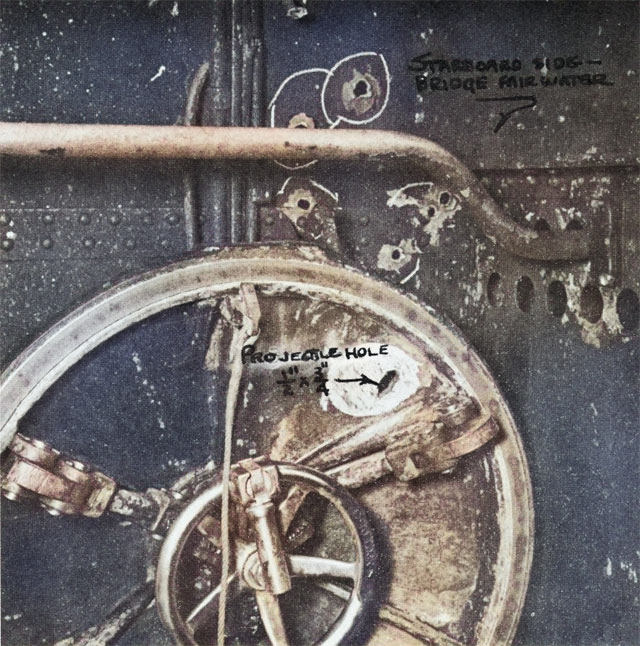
[155,461,378,646]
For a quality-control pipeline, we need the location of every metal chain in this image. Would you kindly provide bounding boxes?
[1,433,117,517]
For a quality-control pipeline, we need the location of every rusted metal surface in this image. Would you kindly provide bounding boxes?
[1,4,637,645]
[0,122,592,261]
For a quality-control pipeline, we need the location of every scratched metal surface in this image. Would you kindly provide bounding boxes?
[1,1,639,645]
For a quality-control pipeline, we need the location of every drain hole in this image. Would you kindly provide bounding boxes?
[516,276,535,312]
[616,288,639,332]
[580,284,603,323]
[354,80,369,97]
[487,272,504,307]
[566,219,584,231]
[533,218,551,232]
[297,199,311,211]
[547,281,567,318]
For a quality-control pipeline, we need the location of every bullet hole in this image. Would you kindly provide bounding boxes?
[487,272,504,307]
[533,218,551,232]
[42,213,54,224]
[516,276,535,312]
[427,206,436,218]
[342,70,381,115]
[616,288,639,332]
[580,284,603,323]
[547,280,567,317]
[439,191,450,205]
[391,249,402,261]
[42,238,52,249]
[565,219,584,231]
[297,199,311,211]
[377,370,398,394]
[354,80,370,97]
[288,113,315,129]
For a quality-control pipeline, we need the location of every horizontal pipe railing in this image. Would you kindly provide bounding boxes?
[0,122,593,261]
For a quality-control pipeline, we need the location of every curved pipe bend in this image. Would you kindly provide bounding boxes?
[0,122,592,261]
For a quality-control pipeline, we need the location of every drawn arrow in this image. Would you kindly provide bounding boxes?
[475,95,537,133]
[335,370,398,394]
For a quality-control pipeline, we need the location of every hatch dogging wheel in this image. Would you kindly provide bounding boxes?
[0,244,533,645]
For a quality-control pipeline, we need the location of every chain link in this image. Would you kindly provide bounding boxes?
[1,433,117,517]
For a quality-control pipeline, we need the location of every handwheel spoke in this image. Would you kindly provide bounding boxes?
[289,555,358,581]
[295,399,499,490]
[294,391,432,471]
[55,581,155,646]
[185,573,237,633]
[255,590,290,646]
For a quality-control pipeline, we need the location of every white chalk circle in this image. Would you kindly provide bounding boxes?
[321,52,391,127]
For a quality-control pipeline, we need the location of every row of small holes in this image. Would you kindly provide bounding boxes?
[486,272,640,332]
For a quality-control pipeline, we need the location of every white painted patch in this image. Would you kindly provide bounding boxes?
[149,65,166,83]
[605,557,612,577]
[132,352,143,372]
[377,238,419,272]
[326,344,420,417]
[386,182,461,246]
[621,560,639,584]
